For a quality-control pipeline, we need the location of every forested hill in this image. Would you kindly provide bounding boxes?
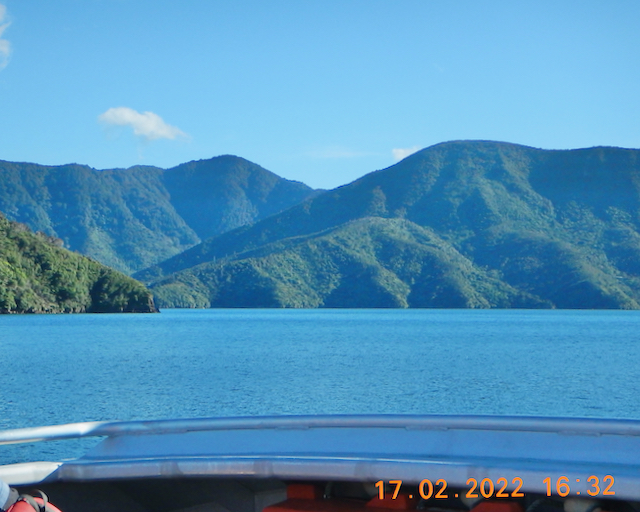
[137,140,640,309]
[0,213,156,313]
[0,156,316,274]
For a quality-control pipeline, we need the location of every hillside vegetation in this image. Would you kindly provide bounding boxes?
[0,213,156,313]
[138,141,640,309]
[0,156,315,274]
[150,217,549,308]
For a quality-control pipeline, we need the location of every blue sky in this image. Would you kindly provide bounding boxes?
[0,1,639,189]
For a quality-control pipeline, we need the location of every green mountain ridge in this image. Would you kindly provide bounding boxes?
[137,140,640,309]
[150,217,551,308]
[0,213,156,313]
[0,156,316,274]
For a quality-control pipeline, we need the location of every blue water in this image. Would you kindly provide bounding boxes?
[1,308,640,463]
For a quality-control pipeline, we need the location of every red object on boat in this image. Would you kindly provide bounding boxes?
[7,496,63,512]
[287,484,325,500]
[366,493,418,510]
[470,501,525,512]
[264,484,419,512]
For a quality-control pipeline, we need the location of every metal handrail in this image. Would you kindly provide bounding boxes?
[2,413,640,446]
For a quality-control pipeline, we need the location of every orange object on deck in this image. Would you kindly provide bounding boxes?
[470,501,525,512]
[264,484,419,512]
[287,484,325,500]
[366,493,418,510]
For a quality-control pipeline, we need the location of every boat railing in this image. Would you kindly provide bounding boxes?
[1,415,640,500]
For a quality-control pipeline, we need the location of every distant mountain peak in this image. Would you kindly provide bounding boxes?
[0,156,316,274]
[139,141,640,309]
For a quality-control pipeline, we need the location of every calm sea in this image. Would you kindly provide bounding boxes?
[1,308,640,463]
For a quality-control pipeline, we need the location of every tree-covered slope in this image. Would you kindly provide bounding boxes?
[0,213,156,313]
[140,141,640,309]
[162,156,319,242]
[150,217,552,308]
[0,156,316,274]
[0,161,195,274]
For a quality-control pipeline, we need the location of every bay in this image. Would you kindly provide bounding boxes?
[1,308,640,464]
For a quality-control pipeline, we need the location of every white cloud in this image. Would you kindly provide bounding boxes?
[0,4,12,71]
[98,107,187,141]
[392,146,421,161]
